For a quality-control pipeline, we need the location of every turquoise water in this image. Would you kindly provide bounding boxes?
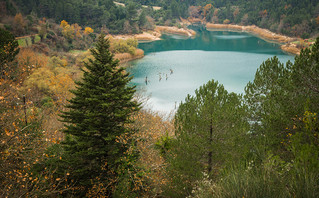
[127,27,295,113]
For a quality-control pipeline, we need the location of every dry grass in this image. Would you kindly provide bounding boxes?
[134,32,161,41]
[114,49,144,64]
[114,1,125,7]
[152,6,161,10]
[156,26,196,37]
[114,52,131,61]
[206,23,243,31]
[135,49,144,56]
[281,44,300,55]
[108,25,196,43]
[141,5,161,10]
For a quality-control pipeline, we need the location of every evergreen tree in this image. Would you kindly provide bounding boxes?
[291,37,319,110]
[60,34,140,196]
[243,50,319,159]
[240,40,319,197]
[165,80,249,197]
[138,10,147,28]
[244,57,297,157]
[127,2,138,22]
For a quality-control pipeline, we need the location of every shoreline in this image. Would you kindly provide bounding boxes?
[110,25,196,42]
[110,25,196,64]
[205,23,300,55]
[114,49,145,64]
[112,22,301,64]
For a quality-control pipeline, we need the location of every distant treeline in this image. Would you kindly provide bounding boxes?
[2,0,319,37]
[2,0,152,34]
[8,0,117,27]
[121,0,319,37]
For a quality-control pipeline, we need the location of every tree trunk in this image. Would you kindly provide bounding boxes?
[208,118,213,173]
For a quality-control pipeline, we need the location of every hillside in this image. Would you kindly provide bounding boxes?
[117,0,319,38]
[1,0,319,197]
[2,0,318,38]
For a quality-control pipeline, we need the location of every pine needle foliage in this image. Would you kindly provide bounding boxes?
[165,80,249,197]
[60,34,140,195]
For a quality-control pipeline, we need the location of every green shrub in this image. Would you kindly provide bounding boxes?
[154,132,173,157]
[194,156,290,198]
[111,38,138,55]
[41,96,54,108]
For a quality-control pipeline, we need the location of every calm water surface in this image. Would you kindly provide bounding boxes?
[127,27,295,113]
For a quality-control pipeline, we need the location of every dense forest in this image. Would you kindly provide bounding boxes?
[1,0,319,197]
[1,0,319,37]
[1,0,154,34]
[160,0,319,38]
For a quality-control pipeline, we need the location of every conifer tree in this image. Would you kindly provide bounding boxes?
[60,34,140,195]
[166,80,248,197]
[292,37,319,110]
[244,57,296,156]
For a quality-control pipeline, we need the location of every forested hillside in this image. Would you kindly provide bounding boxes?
[1,0,318,37]
[1,0,155,34]
[118,0,319,37]
[1,0,319,197]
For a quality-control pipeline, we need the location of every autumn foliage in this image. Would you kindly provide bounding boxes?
[13,13,26,36]
[131,110,174,195]
[203,4,213,18]
[0,30,80,197]
[60,20,93,41]
[0,44,71,197]
[84,27,94,35]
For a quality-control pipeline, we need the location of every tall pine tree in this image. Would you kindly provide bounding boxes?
[60,34,140,196]
[165,80,249,197]
[244,57,297,157]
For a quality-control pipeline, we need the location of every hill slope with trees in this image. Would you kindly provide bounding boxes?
[1,0,319,37]
[1,0,319,197]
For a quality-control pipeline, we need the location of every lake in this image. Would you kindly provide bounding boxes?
[126,26,295,114]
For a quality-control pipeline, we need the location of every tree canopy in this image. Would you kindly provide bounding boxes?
[166,80,249,197]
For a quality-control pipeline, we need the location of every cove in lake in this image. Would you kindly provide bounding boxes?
[127,26,295,114]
